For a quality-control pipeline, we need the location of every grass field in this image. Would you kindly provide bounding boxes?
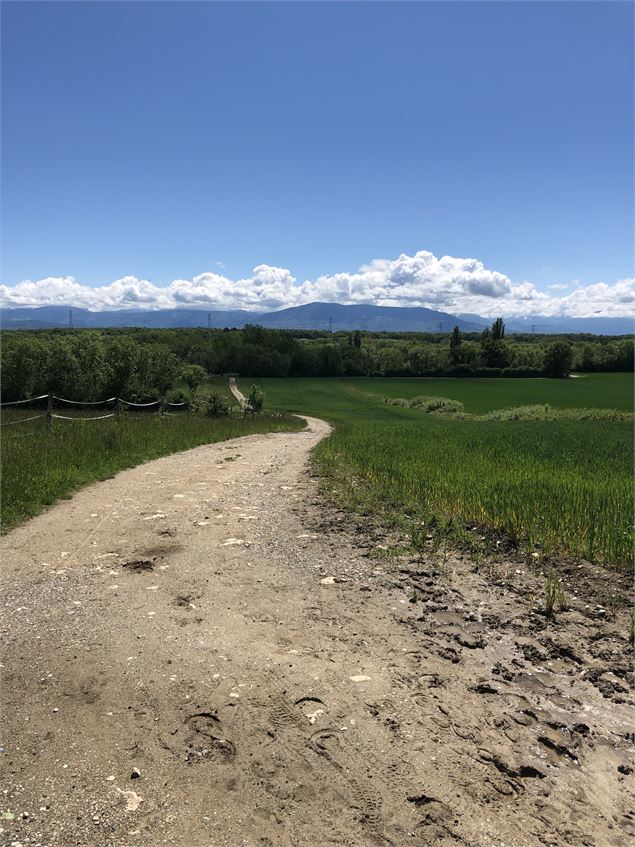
[257,375,633,567]
[258,373,633,416]
[0,411,303,532]
[354,373,633,413]
[2,373,632,566]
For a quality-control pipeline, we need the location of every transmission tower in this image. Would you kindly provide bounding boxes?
[328,316,333,334]
[207,312,211,330]
[69,308,74,330]
[438,321,443,333]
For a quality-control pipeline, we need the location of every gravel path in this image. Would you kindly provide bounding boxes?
[1,417,633,847]
[228,378,245,405]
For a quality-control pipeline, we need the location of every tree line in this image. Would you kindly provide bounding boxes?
[1,322,632,402]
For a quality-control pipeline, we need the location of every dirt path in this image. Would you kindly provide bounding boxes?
[1,418,633,847]
[228,377,245,404]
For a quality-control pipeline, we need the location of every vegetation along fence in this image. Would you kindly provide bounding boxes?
[0,394,189,427]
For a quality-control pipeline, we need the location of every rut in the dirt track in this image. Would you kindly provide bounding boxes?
[1,417,633,847]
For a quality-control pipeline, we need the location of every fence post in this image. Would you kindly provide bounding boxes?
[46,394,52,430]
[115,397,121,420]
[160,397,165,417]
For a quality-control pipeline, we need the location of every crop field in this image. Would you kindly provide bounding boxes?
[258,375,633,567]
[0,411,303,533]
[346,372,632,414]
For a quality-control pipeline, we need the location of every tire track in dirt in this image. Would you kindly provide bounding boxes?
[1,416,633,847]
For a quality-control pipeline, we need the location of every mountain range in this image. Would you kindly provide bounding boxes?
[0,303,632,335]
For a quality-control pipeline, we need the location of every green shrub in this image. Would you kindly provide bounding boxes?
[191,388,231,417]
[409,395,465,414]
[181,364,208,392]
[486,404,551,421]
[486,404,633,422]
[383,395,465,414]
[247,384,264,412]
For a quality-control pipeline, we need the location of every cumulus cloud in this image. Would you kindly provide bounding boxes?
[1,250,633,319]
[553,277,635,318]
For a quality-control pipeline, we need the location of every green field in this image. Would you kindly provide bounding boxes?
[258,372,633,416]
[2,373,632,566]
[257,375,633,567]
[355,372,633,413]
[0,412,303,533]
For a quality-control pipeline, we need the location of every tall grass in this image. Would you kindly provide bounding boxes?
[1,412,303,532]
[257,377,633,567]
[314,418,632,566]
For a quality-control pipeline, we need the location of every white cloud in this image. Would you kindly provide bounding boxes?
[1,250,633,319]
[553,277,635,318]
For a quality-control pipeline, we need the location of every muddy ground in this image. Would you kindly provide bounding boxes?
[1,417,633,847]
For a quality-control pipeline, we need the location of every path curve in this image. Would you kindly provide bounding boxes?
[228,376,245,404]
[1,418,633,847]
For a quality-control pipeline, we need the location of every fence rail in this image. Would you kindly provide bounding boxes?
[1,412,48,425]
[0,394,49,407]
[0,394,189,427]
[50,413,117,421]
[51,395,117,407]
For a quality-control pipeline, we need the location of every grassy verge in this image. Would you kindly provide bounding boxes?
[1,412,304,532]
[257,377,633,567]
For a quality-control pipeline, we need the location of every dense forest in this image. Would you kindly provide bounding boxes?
[1,322,632,402]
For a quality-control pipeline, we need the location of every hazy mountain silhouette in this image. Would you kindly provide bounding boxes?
[0,302,632,334]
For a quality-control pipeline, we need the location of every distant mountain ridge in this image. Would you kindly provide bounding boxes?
[0,302,632,335]
[252,303,484,332]
[456,313,634,336]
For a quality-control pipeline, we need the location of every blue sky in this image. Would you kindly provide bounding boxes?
[1,1,633,317]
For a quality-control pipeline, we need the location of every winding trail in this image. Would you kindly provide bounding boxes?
[228,377,245,405]
[1,417,633,846]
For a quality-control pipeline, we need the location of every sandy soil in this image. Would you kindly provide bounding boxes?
[1,416,633,847]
